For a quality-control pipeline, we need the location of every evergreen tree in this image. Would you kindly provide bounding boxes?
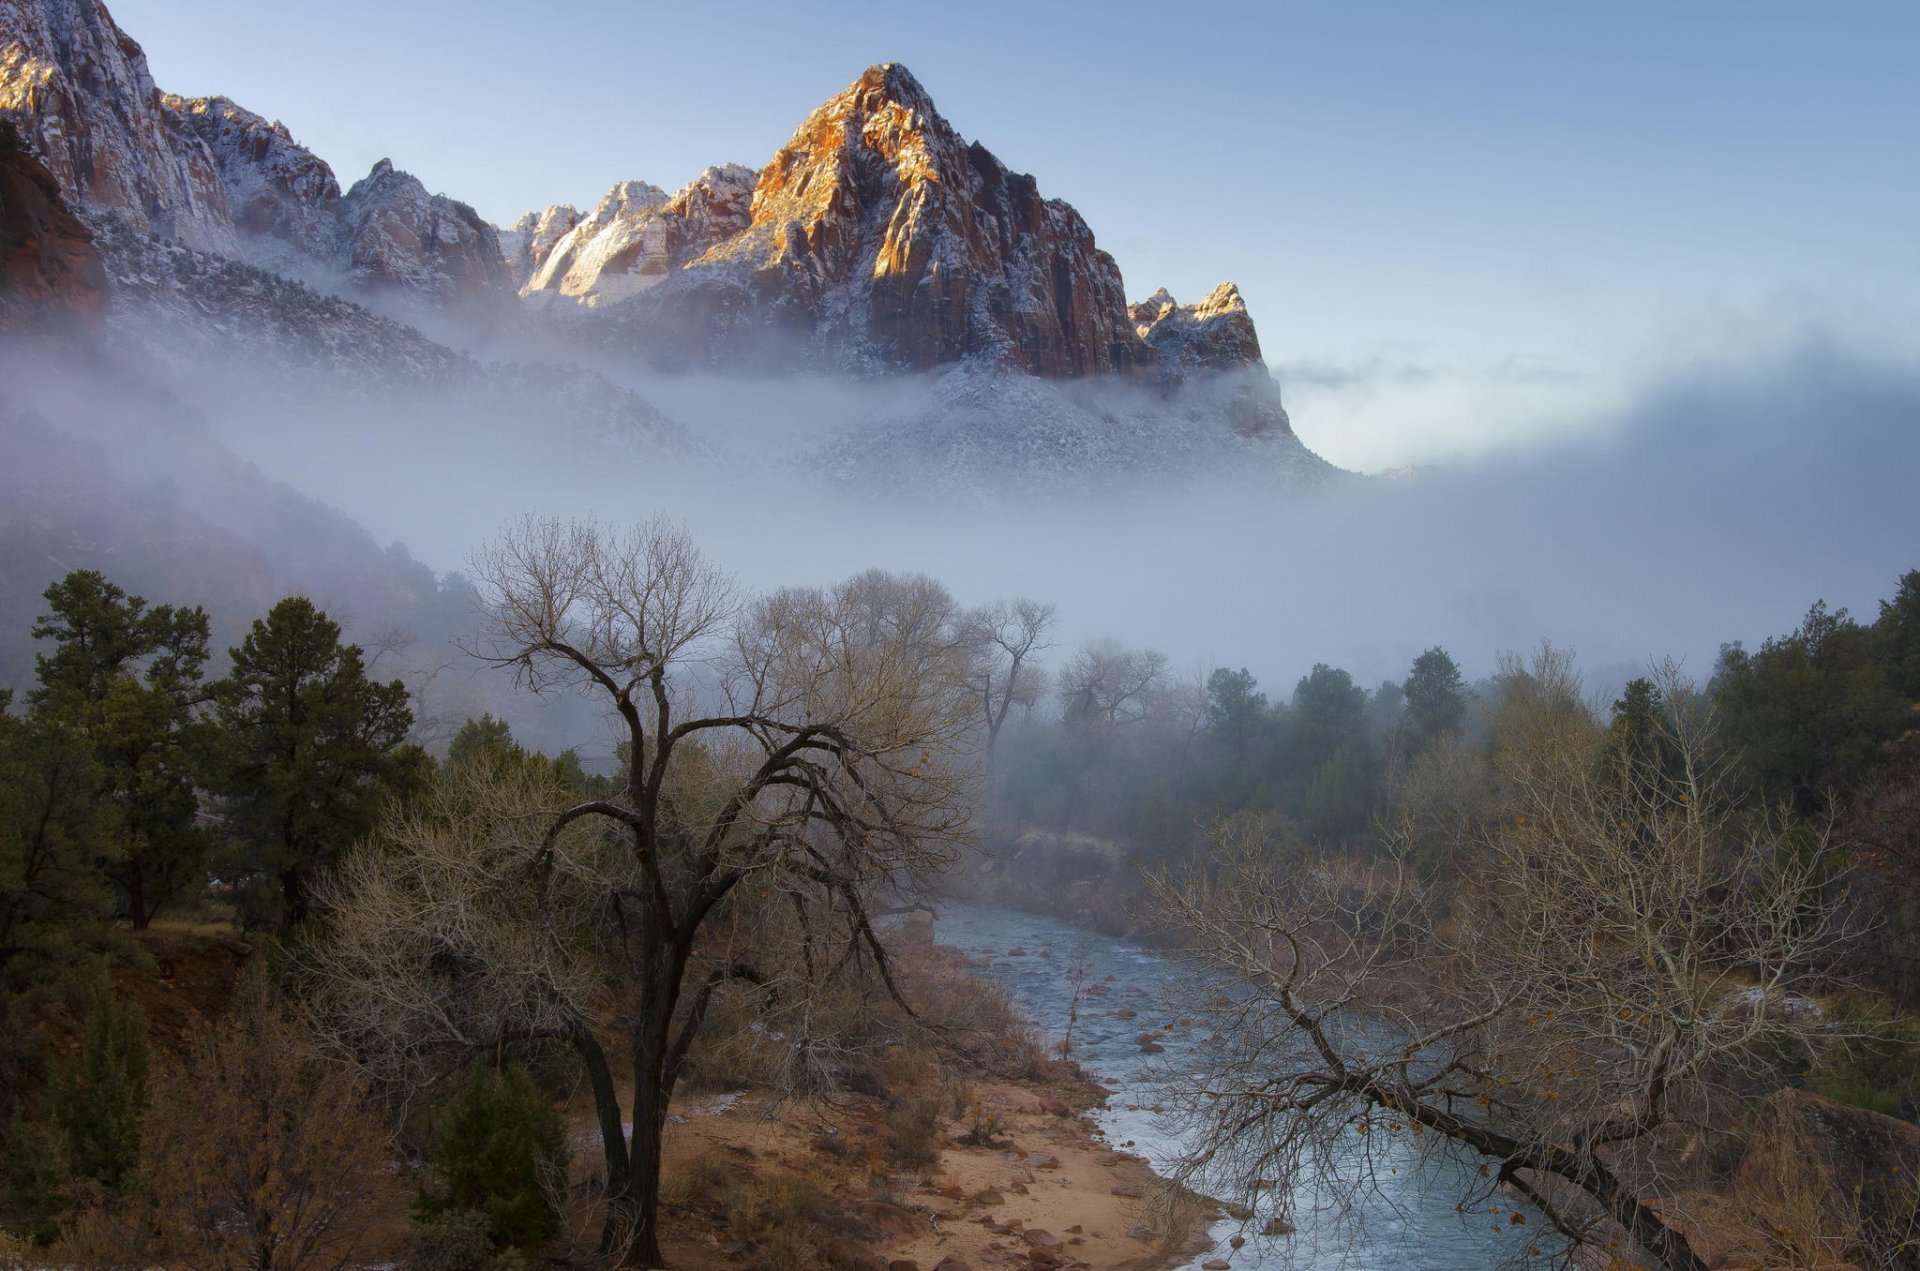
[1303,743,1369,844]
[1403,646,1469,747]
[214,597,423,931]
[1712,600,1900,813]
[419,1065,566,1252]
[446,713,519,769]
[1204,667,1268,753]
[1876,569,1920,701]
[51,981,149,1193]
[27,572,212,928]
[0,692,125,998]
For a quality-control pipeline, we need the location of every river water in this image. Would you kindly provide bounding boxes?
[933,903,1554,1270]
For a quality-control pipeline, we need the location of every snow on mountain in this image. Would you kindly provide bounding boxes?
[808,359,1333,501]
[0,0,236,252]
[86,210,688,459]
[162,94,340,267]
[585,64,1152,379]
[1129,282,1265,380]
[501,202,579,289]
[518,165,756,309]
[338,158,510,309]
[1,0,514,315]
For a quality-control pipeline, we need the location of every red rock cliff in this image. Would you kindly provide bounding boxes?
[610,64,1155,377]
[0,130,106,330]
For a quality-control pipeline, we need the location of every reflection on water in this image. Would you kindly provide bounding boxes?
[933,903,1553,1270]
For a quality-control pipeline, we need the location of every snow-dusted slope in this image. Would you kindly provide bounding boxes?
[162,94,340,267]
[87,211,686,458]
[517,165,756,309]
[0,0,236,251]
[338,158,509,309]
[809,360,1332,501]
[584,64,1151,379]
[1,0,512,315]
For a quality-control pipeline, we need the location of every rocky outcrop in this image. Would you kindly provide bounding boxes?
[519,165,755,308]
[500,202,579,289]
[598,64,1154,378]
[1,0,508,313]
[1130,283,1263,379]
[0,128,106,329]
[0,0,236,252]
[337,158,508,308]
[160,94,339,265]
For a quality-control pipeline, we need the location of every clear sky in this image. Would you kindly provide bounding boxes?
[111,0,1920,472]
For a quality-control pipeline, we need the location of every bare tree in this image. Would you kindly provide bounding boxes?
[1058,638,1168,727]
[310,517,979,1267]
[1148,658,1844,1271]
[960,598,1055,768]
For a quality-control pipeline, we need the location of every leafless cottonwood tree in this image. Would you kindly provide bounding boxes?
[310,518,979,1267]
[1058,638,1168,727]
[1150,659,1844,1271]
[959,598,1055,768]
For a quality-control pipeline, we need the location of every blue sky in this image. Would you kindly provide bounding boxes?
[113,0,1920,470]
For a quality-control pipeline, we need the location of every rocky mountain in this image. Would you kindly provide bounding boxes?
[161,94,340,266]
[572,64,1153,379]
[0,123,106,330]
[334,158,508,309]
[0,0,509,314]
[521,64,1308,461]
[516,166,756,309]
[0,0,235,252]
[1130,283,1264,380]
[4,0,1333,497]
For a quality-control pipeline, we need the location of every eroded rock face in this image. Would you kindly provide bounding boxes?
[500,202,579,289]
[0,0,235,252]
[161,94,339,264]
[2,0,509,314]
[339,158,508,307]
[601,64,1154,377]
[1130,282,1263,378]
[0,133,106,328]
[521,166,757,308]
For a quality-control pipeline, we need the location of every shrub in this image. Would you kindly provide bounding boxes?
[884,1096,942,1169]
[405,1208,491,1271]
[418,1065,566,1252]
[147,969,390,1270]
[51,983,148,1194]
[660,1148,742,1208]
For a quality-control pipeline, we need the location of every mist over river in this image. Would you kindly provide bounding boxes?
[933,904,1557,1270]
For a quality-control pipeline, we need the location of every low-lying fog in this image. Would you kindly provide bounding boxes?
[10,325,1917,702]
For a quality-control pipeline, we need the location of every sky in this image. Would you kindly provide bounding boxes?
[110,0,1920,472]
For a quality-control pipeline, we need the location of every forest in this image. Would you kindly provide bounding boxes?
[3,520,1918,1270]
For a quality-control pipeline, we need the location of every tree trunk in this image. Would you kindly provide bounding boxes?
[605,941,681,1267]
[126,859,150,930]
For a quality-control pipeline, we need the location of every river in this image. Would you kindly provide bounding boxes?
[933,902,1557,1270]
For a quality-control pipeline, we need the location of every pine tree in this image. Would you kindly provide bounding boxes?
[0,691,125,998]
[213,597,423,930]
[1403,646,1469,747]
[26,572,212,928]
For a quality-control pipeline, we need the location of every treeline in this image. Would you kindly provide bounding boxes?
[992,572,1916,847]
[987,573,1920,984]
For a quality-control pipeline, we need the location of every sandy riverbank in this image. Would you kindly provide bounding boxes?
[652,1071,1217,1271]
